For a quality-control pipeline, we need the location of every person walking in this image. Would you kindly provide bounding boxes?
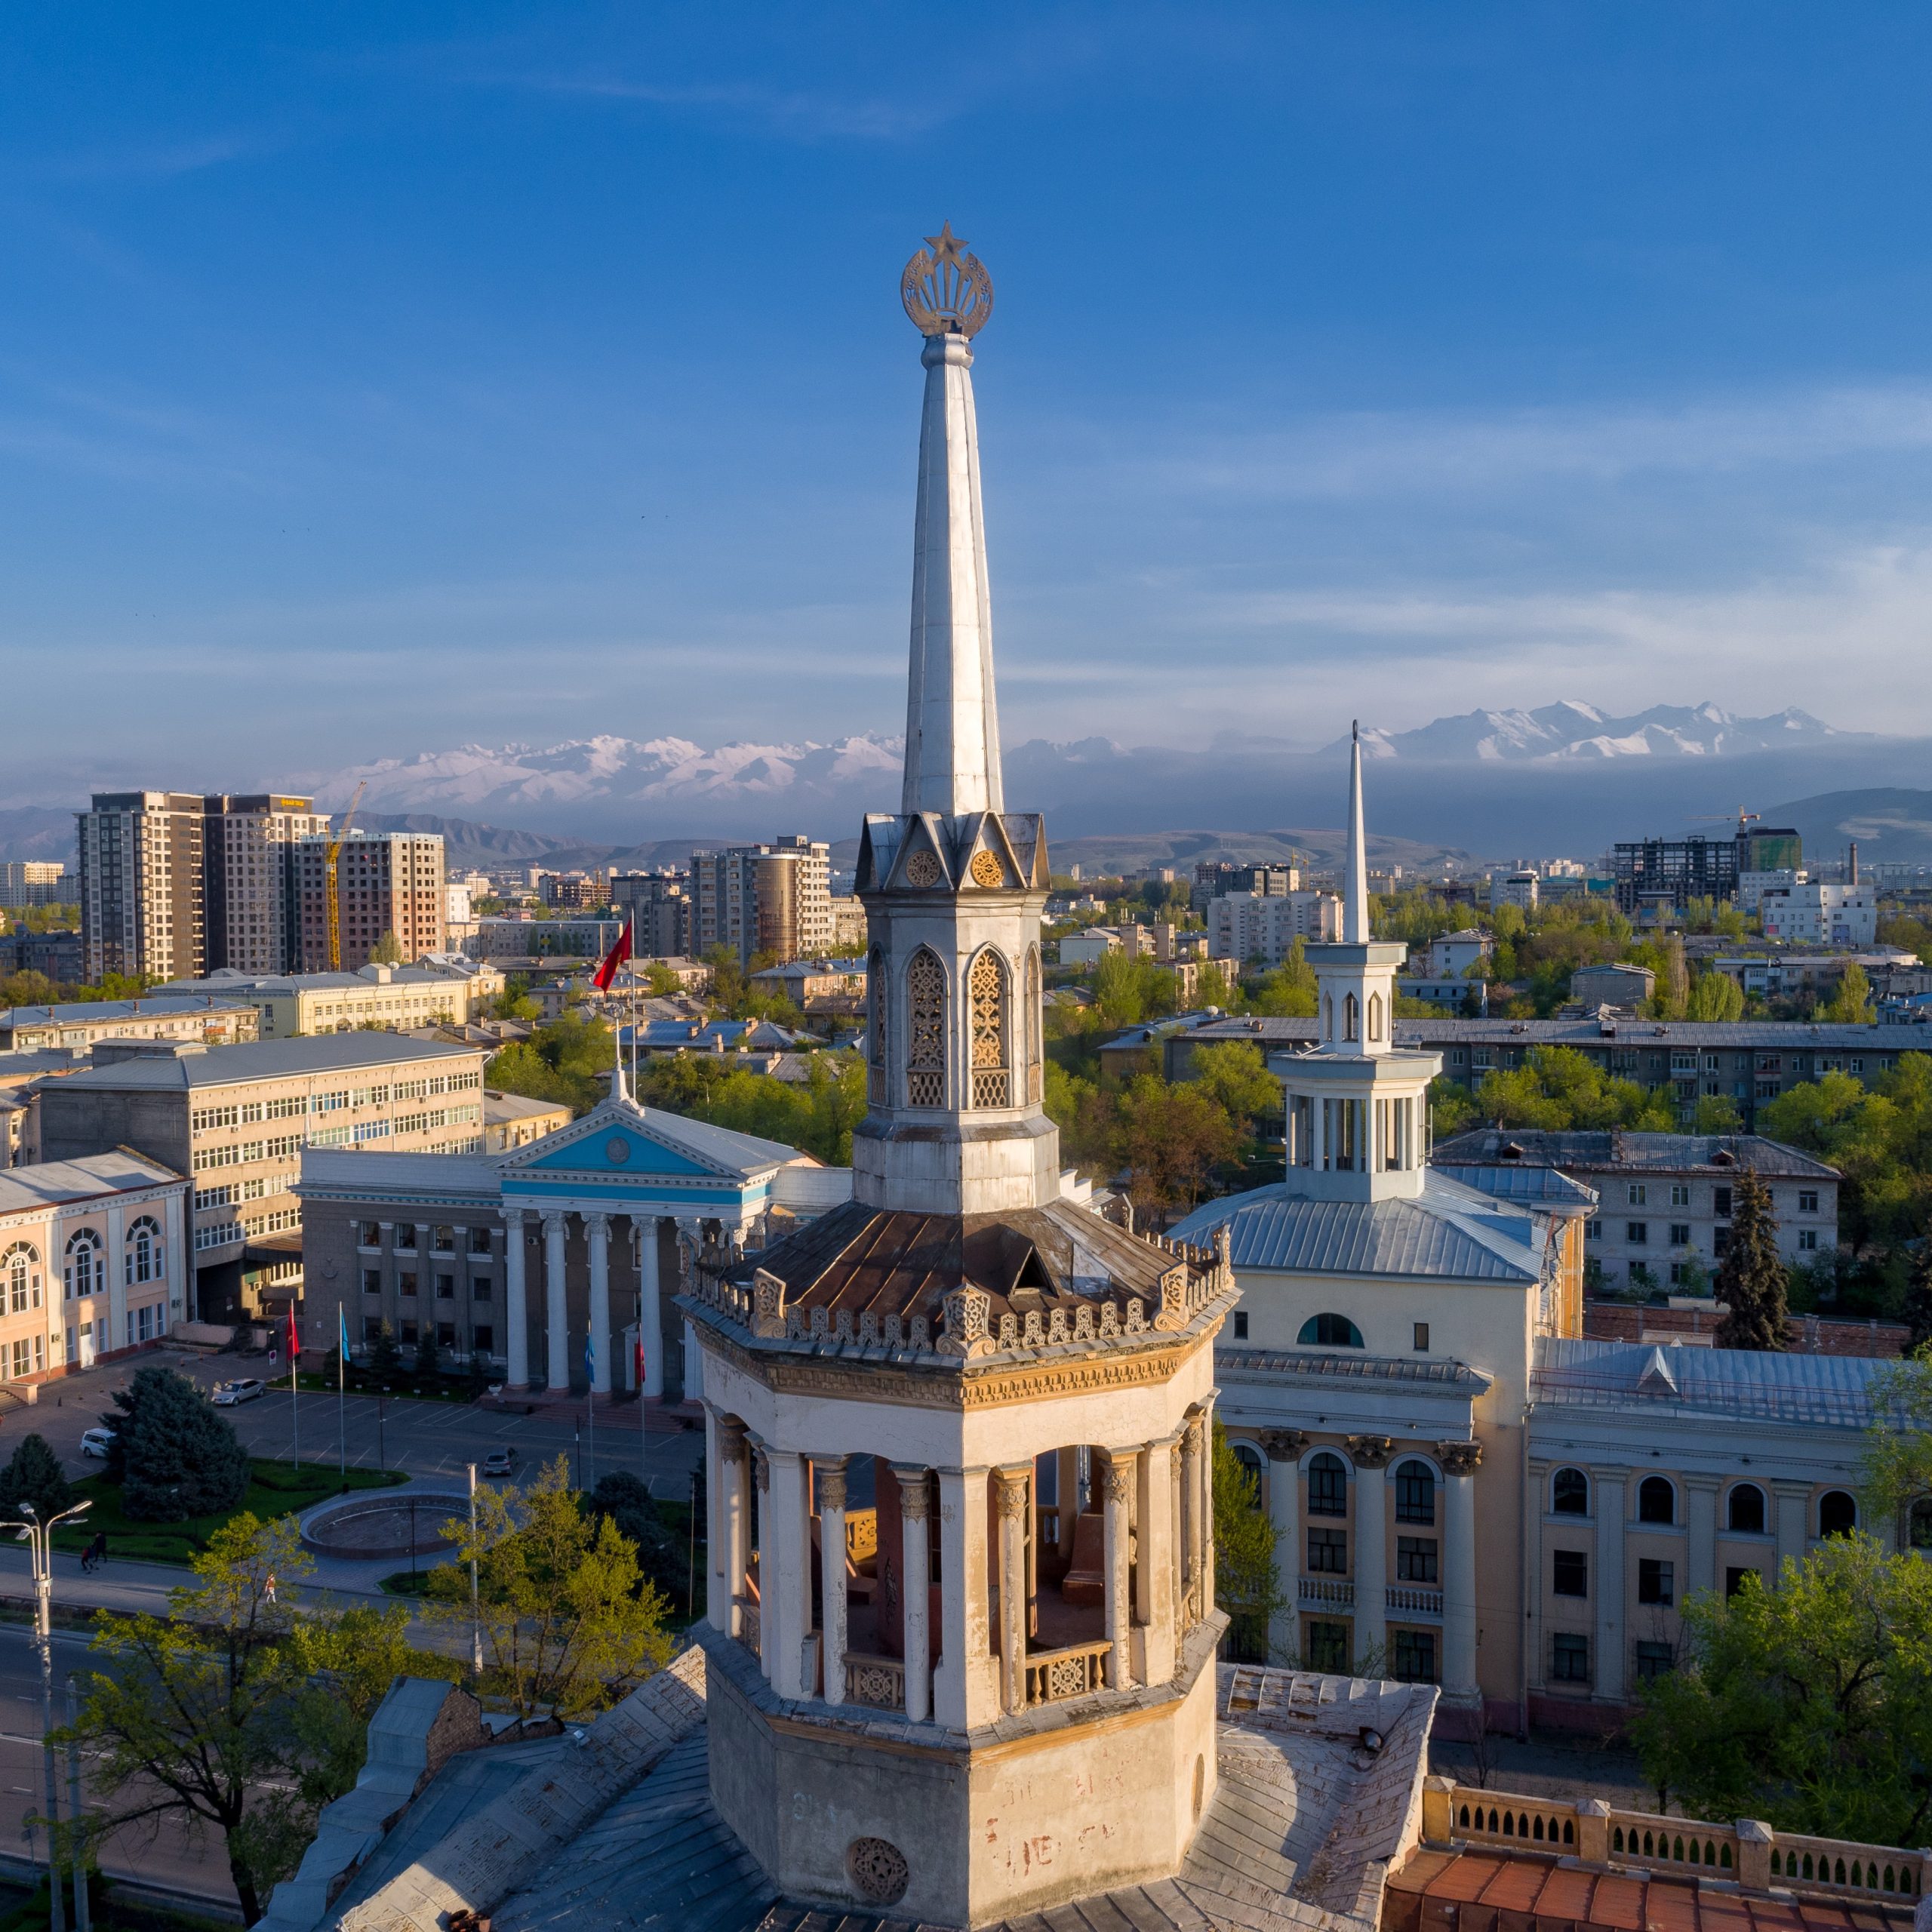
[263,1572,278,1605]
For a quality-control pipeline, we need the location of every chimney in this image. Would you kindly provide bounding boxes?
[1847,841,1859,885]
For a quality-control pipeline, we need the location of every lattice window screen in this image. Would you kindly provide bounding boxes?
[970,949,1009,1108]
[1026,946,1042,1103]
[868,946,888,1102]
[906,950,947,1107]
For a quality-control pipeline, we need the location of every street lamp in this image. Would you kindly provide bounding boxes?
[466,1463,482,1678]
[5,1499,92,1932]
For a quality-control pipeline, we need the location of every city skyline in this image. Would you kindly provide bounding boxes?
[11,7,1932,792]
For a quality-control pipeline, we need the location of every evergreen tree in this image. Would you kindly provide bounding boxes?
[365,1321,404,1384]
[103,1367,251,1522]
[0,1432,75,1520]
[1714,1169,1789,1351]
[412,1324,441,1389]
[1903,1243,1932,1353]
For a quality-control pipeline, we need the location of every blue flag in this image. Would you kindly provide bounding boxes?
[338,1305,350,1355]
[584,1332,595,1379]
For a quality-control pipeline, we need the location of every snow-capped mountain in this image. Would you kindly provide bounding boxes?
[1347,702,1838,762]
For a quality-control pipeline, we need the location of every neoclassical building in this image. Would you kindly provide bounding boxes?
[1175,746,1908,1734]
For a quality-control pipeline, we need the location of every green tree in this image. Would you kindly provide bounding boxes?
[426,1457,672,1719]
[1817,962,1873,1024]
[1714,1169,1788,1350]
[494,974,540,1020]
[587,1470,688,1603]
[1629,1536,1932,1845]
[486,1007,619,1115]
[1462,1046,1672,1132]
[1112,1074,1237,1228]
[103,1367,251,1522]
[1190,1041,1283,1146]
[1686,971,1745,1023]
[413,1323,441,1388]
[365,1319,405,1384]
[0,1432,76,1520]
[1690,1093,1743,1134]
[60,1515,456,1921]
[1903,1247,1932,1352]
[1211,1424,1282,1664]
[1857,1352,1932,1527]
[1428,1076,1478,1140]
[368,929,406,967]
[1242,942,1318,1019]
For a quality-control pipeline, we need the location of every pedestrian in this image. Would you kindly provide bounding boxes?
[263,1571,278,1604]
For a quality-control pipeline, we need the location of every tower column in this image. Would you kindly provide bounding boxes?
[816,1459,848,1706]
[1263,1430,1308,1667]
[766,1448,811,1700]
[1100,1450,1135,1690]
[752,1444,772,1678]
[1440,1441,1481,1703]
[1349,1435,1391,1669]
[895,1466,933,1723]
[1134,1434,1179,1686]
[636,1215,663,1398]
[500,1208,529,1389]
[586,1212,611,1395]
[717,1417,749,1640]
[542,1210,569,1391]
[995,1463,1030,1713]
[936,1466,995,1728]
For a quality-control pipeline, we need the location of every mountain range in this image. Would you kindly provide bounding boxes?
[1345,701,1843,762]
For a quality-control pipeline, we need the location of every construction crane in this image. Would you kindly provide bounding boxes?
[1690,809,1761,835]
[325,780,366,972]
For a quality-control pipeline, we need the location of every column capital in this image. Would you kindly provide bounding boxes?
[814,1458,849,1511]
[717,1414,749,1457]
[499,1204,525,1228]
[585,1210,611,1235]
[1347,1433,1394,1470]
[1098,1454,1136,1505]
[1437,1440,1483,1477]
[993,1465,1031,1518]
[1261,1428,1310,1463]
[893,1464,932,1521]
[1681,1472,1724,1495]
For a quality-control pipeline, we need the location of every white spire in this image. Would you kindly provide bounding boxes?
[1344,720,1369,943]
[900,330,1003,818]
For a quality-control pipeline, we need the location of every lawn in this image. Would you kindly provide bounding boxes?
[54,1457,406,1566]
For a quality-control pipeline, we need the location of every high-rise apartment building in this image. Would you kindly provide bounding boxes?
[688,836,830,968]
[295,829,446,970]
[0,863,68,911]
[77,792,208,983]
[205,795,330,974]
[610,869,694,957]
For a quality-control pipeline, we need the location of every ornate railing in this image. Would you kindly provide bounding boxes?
[735,1599,760,1655]
[1299,1577,1354,1607]
[1767,1832,1922,1900]
[1024,1640,1109,1707]
[843,1653,906,1711]
[1386,1584,1444,1615]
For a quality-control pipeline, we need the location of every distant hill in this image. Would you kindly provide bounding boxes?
[1764,789,1932,867]
[1340,700,1846,763]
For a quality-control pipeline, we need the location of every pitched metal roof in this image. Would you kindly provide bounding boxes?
[1533,1335,1898,1428]
[49,1034,485,1091]
[1219,1346,1492,1393]
[1186,1014,1909,1051]
[1169,1177,1545,1284]
[1435,1129,1840,1180]
[1432,1161,1599,1207]
[0,995,256,1026]
[0,1150,182,1215]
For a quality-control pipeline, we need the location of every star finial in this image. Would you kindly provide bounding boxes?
[925,221,968,267]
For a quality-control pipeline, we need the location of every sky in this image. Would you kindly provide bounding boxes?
[10,3,1932,799]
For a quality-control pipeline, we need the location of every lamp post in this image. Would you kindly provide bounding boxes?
[63,1676,88,1932]
[466,1463,482,1678]
[377,1387,388,1476]
[5,1499,92,1932]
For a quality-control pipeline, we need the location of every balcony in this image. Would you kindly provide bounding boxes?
[1387,1584,1444,1617]
[842,1652,905,1711]
[1023,1639,1109,1707]
[1299,1577,1355,1608]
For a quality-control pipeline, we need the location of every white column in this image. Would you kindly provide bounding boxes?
[1178,1420,1202,1629]
[1773,1481,1809,1580]
[1198,1397,1217,1616]
[766,1448,810,1699]
[752,1445,772,1678]
[1593,1471,1626,1706]
[1135,1435,1178,1687]
[543,1211,569,1392]
[937,1466,994,1729]
[586,1212,611,1395]
[718,1417,749,1638]
[106,1201,128,1347]
[1441,1442,1481,1702]
[1684,1476,1719,1601]
[817,1459,848,1706]
[995,1465,1030,1713]
[896,1466,932,1723]
[637,1215,663,1398]
[1351,1438,1389,1669]
[501,1208,528,1388]
[1264,1431,1304,1667]
[1100,1450,1135,1690]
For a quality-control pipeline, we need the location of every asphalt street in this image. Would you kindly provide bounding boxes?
[13,1347,706,1499]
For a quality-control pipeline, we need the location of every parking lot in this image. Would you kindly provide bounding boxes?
[15,1347,706,1500]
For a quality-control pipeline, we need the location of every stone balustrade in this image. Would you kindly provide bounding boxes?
[1023,1639,1111,1707]
[1300,1577,1355,1608]
[1385,1584,1443,1616]
[1426,1780,1927,1904]
[843,1653,906,1710]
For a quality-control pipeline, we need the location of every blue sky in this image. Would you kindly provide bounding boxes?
[9,3,1932,797]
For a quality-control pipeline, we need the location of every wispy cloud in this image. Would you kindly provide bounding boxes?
[485,72,944,142]
[37,134,268,183]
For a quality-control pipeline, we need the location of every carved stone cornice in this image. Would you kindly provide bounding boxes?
[1437,1440,1484,1477]
[1346,1434,1394,1469]
[1260,1429,1310,1463]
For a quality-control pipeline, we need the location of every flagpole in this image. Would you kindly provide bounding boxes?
[638,1334,648,1482]
[289,1306,300,1468]
[338,1307,349,1480]
[584,1334,596,1494]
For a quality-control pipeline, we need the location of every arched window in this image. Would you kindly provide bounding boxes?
[1638,1476,1675,1525]
[1321,992,1333,1040]
[1395,1459,1437,1524]
[1298,1312,1364,1349]
[1025,947,1042,1103]
[1307,1451,1349,1516]
[905,949,947,1108]
[127,1215,163,1286]
[1231,1441,1265,1500]
[1818,1491,1857,1539]
[2,1244,36,1316]
[1726,1484,1766,1534]
[868,946,888,1102]
[1344,992,1360,1041]
[1368,992,1384,1042]
[64,1230,104,1300]
[968,949,1011,1109]
[1552,1468,1589,1515]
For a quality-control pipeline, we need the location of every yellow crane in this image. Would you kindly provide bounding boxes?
[325,780,366,972]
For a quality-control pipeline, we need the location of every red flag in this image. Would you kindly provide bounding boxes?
[592,921,633,991]
[287,1303,300,1366]
[635,1334,646,1391]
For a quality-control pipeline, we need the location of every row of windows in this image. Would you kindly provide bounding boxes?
[1620,1181,1819,1213]
[17,1223,168,1306]
[1303,1620,1437,1683]
[1305,1530,1440,1580]
[1549,1467,1857,1537]
[869,943,1041,1112]
[1600,1220,1819,1254]
[365,1269,492,1300]
[360,1223,496,1254]
[191,1134,304,1173]
[361,1317,494,1355]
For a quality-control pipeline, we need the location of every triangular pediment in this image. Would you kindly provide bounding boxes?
[497,1099,731,1180]
[885,814,954,891]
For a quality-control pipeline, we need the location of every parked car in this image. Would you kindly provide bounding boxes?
[211,1378,266,1407]
[481,1447,516,1478]
[78,1427,116,1459]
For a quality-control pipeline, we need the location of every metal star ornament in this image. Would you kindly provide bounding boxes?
[924,221,968,266]
[900,224,994,338]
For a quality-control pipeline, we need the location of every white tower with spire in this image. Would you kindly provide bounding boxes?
[852,224,1059,1215]
[1278,725,1441,1200]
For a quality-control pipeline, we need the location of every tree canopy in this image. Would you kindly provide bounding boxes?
[638,1051,865,1164]
[485,1008,617,1115]
[103,1367,251,1521]
[1211,1425,1282,1665]
[1714,1168,1789,1350]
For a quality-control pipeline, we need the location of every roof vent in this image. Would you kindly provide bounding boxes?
[1712,1148,1737,1167]
[1638,1346,1679,1395]
[1500,1142,1524,1161]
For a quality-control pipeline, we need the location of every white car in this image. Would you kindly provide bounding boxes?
[79,1428,116,1459]
[211,1378,266,1407]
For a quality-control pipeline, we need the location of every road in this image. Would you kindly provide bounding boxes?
[0,1624,237,1908]
[17,1347,705,1500]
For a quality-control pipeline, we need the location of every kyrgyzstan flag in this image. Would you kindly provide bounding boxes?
[592,919,634,991]
[286,1303,300,1366]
